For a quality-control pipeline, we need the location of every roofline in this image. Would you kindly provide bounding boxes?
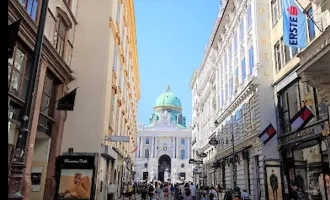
[197,0,229,76]
[189,69,198,89]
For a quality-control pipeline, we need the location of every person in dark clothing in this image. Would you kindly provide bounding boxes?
[148,183,154,200]
[270,170,279,200]
[140,183,148,200]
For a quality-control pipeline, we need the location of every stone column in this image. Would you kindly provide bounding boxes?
[139,137,142,158]
[187,138,190,159]
[155,137,158,158]
[150,137,154,159]
[176,138,179,158]
[22,61,47,199]
[172,137,175,158]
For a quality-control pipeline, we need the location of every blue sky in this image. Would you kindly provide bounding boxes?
[135,0,219,124]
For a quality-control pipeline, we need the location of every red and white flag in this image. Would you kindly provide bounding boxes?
[289,106,314,131]
[130,146,138,153]
[258,124,277,144]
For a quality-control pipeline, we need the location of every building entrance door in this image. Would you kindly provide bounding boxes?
[158,154,171,182]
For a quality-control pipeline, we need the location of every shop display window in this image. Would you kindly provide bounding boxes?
[288,142,330,200]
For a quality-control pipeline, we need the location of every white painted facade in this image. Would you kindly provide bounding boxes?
[134,112,193,183]
[191,0,279,199]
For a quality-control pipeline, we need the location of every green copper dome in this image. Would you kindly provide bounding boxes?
[153,86,182,109]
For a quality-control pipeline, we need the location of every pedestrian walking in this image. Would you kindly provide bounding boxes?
[128,182,133,200]
[209,186,217,200]
[107,182,115,200]
[141,183,148,200]
[148,182,155,200]
[190,182,196,200]
[170,184,175,198]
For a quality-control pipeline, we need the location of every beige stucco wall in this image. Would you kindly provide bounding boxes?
[61,0,113,154]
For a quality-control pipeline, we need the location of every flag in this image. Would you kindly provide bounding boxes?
[258,123,277,144]
[8,20,21,58]
[57,88,78,111]
[289,106,314,131]
[282,0,307,48]
[131,146,138,153]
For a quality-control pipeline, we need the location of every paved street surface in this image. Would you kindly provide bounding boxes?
[116,195,175,200]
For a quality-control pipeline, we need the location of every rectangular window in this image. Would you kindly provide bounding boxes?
[224,53,227,69]
[20,0,39,22]
[229,43,232,62]
[229,77,233,96]
[146,138,150,144]
[181,138,185,145]
[235,67,239,90]
[307,8,315,41]
[8,45,31,100]
[274,41,282,72]
[271,0,281,26]
[110,96,115,127]
[291,47,298,56]
[66,41,73,66]
[115,107,120,133]
[56,16,68,58]
[119,67,123,88]
[248,47,254,74]
[40,71,58,118]
[113,46,118,71]
[250,97,255,130]
[221,90,224,107]
[224,85,227,102]
[278,82,301,133]
[240,21,244,43]
[241,58,246,81]
[117,2,121,25]
[234,33,238,53]
[247,6,252,30]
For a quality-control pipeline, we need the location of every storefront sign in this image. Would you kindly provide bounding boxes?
[55,155,96,200]
[109,136,130,143]
[281,123,323,145]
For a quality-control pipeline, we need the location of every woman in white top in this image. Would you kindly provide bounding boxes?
[208,186,217,200]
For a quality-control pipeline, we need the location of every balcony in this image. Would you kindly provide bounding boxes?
[297,25,330,100]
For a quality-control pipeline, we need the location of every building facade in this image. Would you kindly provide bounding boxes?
[134,86,193,183]
[191,0,279,199]
[270,0,330,199]
[8,0,76,199]
[59,0,140,199]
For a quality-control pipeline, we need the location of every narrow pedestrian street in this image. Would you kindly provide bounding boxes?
[7,0,330,199]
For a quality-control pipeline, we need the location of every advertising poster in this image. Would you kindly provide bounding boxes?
[58,169,93,199]
[266,166,283,200]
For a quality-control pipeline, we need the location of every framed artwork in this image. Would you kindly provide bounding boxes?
[264,160,283,200]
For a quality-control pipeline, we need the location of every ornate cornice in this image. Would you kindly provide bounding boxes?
[215,76,257,124]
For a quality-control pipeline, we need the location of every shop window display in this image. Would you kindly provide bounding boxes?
[287,143,330,200]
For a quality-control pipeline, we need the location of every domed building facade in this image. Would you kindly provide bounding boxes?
[134,86,192,183]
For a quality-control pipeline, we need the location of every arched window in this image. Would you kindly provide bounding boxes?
[181,139,185,145]
[177,114,183,124]
[180,149,185,159]
[146,138,150,144]
[145,149,149,158]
